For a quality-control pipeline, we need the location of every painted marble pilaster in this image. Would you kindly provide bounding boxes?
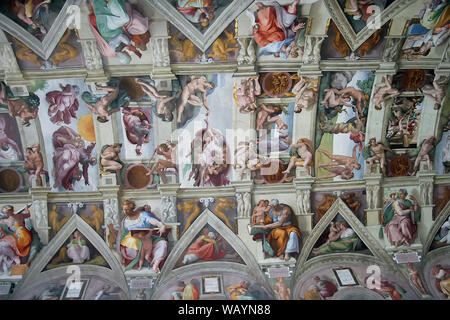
[0,30,26,85]
[364,163,383,226]
[149,20,176,82]
[293,166,314,232]
[158,184,180,242]
[76,2,108,84]
[30,188,51,245]
[233,181,263,261]
[234,10,257,77]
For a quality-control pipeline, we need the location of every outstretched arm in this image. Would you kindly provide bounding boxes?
[95,83,116,93]
[6,137,20,154]
[85,101,97,114]
[202,91,210,111]
[260,103,274,113]
[16,204,31,220]
[263,209,289,230]
[317,174,338,179]
[352,144,358,161]
[382,144,393,152]
[138,80,165,99]
[107,108,121,116]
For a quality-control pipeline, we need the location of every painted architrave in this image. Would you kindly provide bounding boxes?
[153,208,271,294]
[13,214,128,298]
[323,0,415,52]
[146,0,254,52]
[423,200,450,256]
[0,0,82,60]
[295,198,396,274]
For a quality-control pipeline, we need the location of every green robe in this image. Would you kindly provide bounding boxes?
[379,199,420,239]
[92,0,129,39]
[314,234,360,255]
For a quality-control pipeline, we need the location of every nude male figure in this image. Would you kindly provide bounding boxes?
[177,76,214,123]
[317,164,355,180]
[411,136,436,175]
[282,140,314,175]
[292,77,318,113]
[137,80,180,121]
[407,262,428,295]
[321,88,354,109]
[146,141,177,184]
[321,88,355,109]
[365,138,392,175]
[133,230,153,271]
[274,278,291,300]
[422,76,448,110]
[317,145,361,171]
[256,104,288,136]
[100,143,123,173]
[372,75,401,110]
[234,140,267,179]
[336,87,368,116]
[235,76,261,114]
[23,144,44,186]
[84,83,123,122]
[251,200,270,226]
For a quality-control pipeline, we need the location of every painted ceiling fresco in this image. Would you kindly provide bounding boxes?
[0,0,449,302]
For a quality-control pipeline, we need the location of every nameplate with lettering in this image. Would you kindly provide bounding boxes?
[268,267,290,278]
[393,252,421,264]
[0,283,11,295]
[130,278,153,289]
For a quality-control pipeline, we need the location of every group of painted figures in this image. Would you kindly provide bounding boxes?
[1,0,448,190]
[2,68,444,190]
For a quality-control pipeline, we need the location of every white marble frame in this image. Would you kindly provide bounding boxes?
[295,198,396,274]
[423,200,450,256]
[421,245,450,299]
[145,0,255,52]
[153,208,271,294]
[322,0,415,52]
[0,0,82,60]
[13,213,128,298]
